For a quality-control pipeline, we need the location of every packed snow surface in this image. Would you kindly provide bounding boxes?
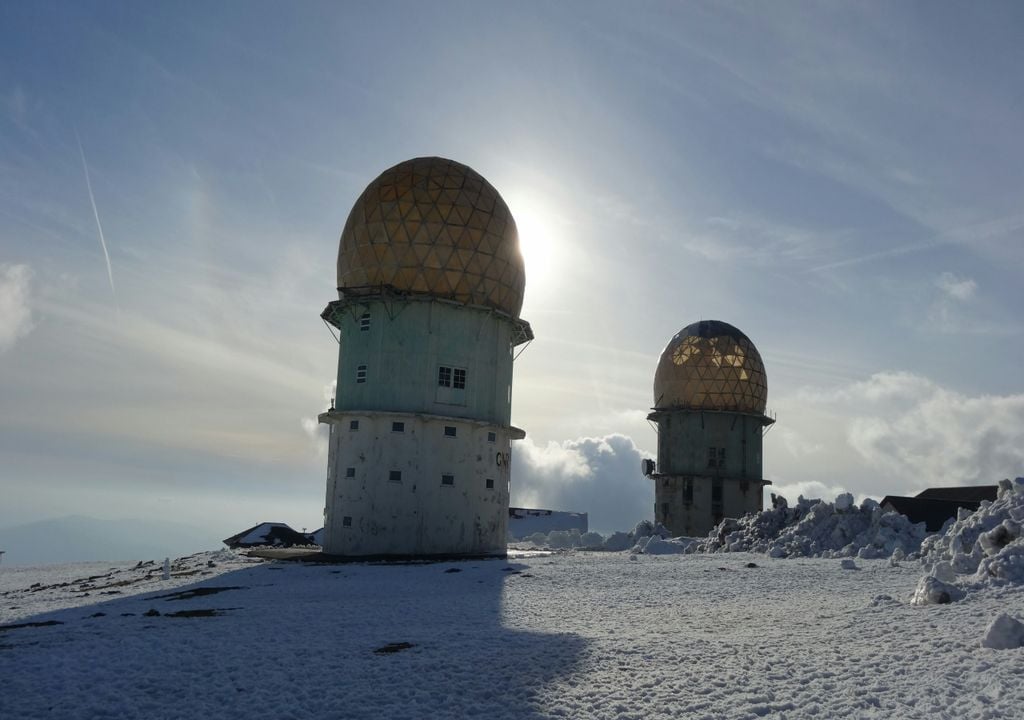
[2,549,1023,719]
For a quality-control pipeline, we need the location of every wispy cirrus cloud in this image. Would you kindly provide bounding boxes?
[0,263,33,353]
[935,271,976,302]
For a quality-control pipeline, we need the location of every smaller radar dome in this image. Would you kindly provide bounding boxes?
[653,320,767,414]
[336,157,525,317]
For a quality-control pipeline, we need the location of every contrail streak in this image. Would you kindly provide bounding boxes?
[74,127,117,303]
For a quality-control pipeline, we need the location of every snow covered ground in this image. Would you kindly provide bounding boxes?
[2,549,1022,719]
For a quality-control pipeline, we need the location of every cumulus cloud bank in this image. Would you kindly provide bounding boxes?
[0,263,33,353]
[796,371,1024,493]
[511,434,653,534]
[846,373,1024,488]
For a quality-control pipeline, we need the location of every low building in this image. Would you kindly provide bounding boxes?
[508,508,588,539]
[880,485,998,532]
[222,523,312,549]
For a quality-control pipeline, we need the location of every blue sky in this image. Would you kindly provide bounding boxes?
[2,2,1023,541]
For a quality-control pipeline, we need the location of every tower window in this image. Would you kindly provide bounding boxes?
[661,502,670,520]
[487,431,496,443]
[436,365,468,406]
[345,467,355,478]
[441,474,454,486]
[712,478,723,509]
[392,421,405,433]
[359,313,370,331]
[707,447,717,468]
[444,426,457,438]
[389,470,402,483]
[356,365,367,384]
[718,448,726,467]
[683,478,693,506]
[342,516,352,527]
[438,365,467,389]
[349,420,359,431]
[485,478,494,489]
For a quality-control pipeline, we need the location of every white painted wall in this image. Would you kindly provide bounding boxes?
[321,411,517,557]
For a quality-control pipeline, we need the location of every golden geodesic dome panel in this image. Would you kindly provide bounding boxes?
[653,320,768,414]
[337,157,525,317]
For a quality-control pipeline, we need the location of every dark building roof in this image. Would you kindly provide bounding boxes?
[222,522,312,549]
[915,486,998,503]
[880,496,980,532]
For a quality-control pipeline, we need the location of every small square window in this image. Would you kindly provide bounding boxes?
[356,365,367,384]
[453,368,466,390]
[487,431,496,443]
[389,470,402,483]
[438,366,452,388]
[359,313,370,331]
[349,420,359,431]
[485,478,494,489]
[342,516,352,527]
[345,467,355,478]
[392,421,405,433]
[444,426,456,438]
[441,474,454,486]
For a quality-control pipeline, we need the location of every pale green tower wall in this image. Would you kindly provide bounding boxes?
[333,299,514,426]
[654,411,763,479]
[651,410,769,537]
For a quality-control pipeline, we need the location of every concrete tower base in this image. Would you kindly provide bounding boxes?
[320,409,522,557]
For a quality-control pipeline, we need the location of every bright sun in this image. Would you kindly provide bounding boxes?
[509,195,563,301]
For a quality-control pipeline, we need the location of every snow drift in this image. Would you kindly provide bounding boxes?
[912,477,1024,605]
[698,493,928,559]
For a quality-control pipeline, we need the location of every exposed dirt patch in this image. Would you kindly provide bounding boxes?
[0,620,64,632]
[164,608,238,618]
[154,586,245,602]
[374,642,415,654]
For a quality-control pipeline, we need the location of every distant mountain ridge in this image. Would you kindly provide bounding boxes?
[0,515,226,567]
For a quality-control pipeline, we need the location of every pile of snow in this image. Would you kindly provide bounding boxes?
[632,535,699,555]
[515,528,607,550]
[981,613,1024,650]
[512,521,676,553]
[699,492,929,559]
[911,478,1024,605]
[626,520,699,555]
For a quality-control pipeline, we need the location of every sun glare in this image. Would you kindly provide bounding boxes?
[509,195,563,303]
